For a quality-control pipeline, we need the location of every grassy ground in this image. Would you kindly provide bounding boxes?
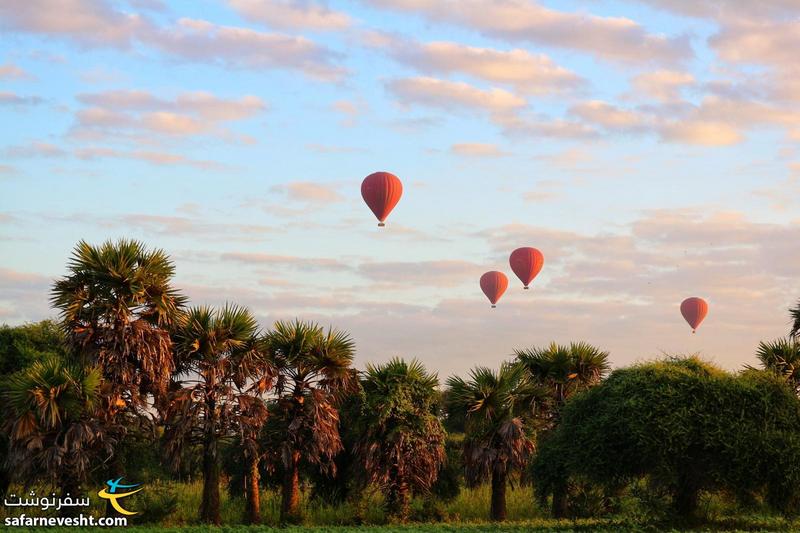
[4,481,800,531]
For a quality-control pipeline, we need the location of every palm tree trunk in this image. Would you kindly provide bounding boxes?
[245,453,261,524]
[281,450,302,524]
[200,402,220,525]
[552,480,567,518]
[490,465,507,521]
[387,473,410,522]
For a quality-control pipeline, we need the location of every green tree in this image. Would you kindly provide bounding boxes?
[355,358,446,521]
[3,357,109,499]
[532,357,800,520]
[446,363,536,521]
[756,338,800,393]
[0,320,69,497]
[165,305,273,525]
[0,320,68,375]
[263,320,357,524]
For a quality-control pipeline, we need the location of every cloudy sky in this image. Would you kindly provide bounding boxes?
[2,0,800,378]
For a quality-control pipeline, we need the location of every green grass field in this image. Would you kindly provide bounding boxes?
[5,481,800,532]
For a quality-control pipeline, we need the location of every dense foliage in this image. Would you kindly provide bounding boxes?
[532,357,800,519]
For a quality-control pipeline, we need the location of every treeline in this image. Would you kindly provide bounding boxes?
[2,239,800,526]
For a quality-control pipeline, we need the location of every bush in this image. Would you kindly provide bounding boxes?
[532,356,800,519]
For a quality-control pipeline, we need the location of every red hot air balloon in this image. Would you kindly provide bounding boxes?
[509,247,544,289]
[361,172,403,227]
[480,271,508,308]
[680,297,708,333]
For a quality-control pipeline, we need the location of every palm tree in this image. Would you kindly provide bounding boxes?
[756,338,800,393]
[515,342,609,516]
[355,358,446,521]
[791,301,800,338]
[263,320,357,524]
[446,362,536,521]
[2,357,110,500]
[50,239,186,415]
[165,305,273,525]
[515,341,610,419]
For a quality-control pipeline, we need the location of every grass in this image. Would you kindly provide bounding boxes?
[4,481,800,531]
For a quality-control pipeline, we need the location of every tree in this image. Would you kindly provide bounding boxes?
[446,362,536,521]
[0,320,69,497]
[263,320,357,524]
[164,305,273,525]
[532,357,800,520]
[355,358,446,521]
[515,341,610,418]
[2,356,111,500]
[50,239,186,415]
[755,338,800,393]
[515,341,609,515]
[791,301,800,338]
[0,320,68,376]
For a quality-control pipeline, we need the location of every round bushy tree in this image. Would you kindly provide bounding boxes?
[533,356,800,519]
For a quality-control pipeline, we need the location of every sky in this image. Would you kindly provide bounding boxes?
[1,0,800,379]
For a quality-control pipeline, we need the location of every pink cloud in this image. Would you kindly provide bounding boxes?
[229,0,352,31]
[367,0,691,65]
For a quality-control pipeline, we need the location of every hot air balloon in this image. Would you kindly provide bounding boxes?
[361,171,402,227]
[680,297,708,333]
[509,247,544,289]
[480,271,508,308]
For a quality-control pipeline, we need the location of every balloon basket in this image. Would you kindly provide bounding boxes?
[377,222,385,227]
[523,286,529,290]
[692,330,696,334]
[491,305,496,308]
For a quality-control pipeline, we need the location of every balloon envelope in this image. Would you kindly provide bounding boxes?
[361,172,403,226]
[680,297,708,332]
[480,271,508,308]
[509,247,544,289]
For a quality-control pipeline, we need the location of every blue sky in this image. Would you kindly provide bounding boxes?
[2,0,800,377]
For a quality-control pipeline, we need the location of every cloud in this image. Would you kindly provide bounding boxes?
[152,18,346,81]
[450,143,509,157]
[711,19,800,70]
[48,212,275,240]
[569,100,647,132]
[0,92,43,106]
[3,141,66,158]
[0,268,53,324]
[385,39,584,95]
[358,260,484,287]
[630,70,695,103]
[386,76,527,113]
[492,111,598,139]
[229,0,352,31]
[0,63,32,80]
[221,252,352,272]
[71,89,266,141]
[270,181,345,203]
[629,0,800,20]
[367,0,691,65]
[0,1,345,80]
[523,179,563,203]
[306,143,367,154]
[0,0,148,48]
[330,99,366,127]
[74,146,225,169]
[659,120,743,146]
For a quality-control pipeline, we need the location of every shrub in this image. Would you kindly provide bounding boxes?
[532,356,800,520]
